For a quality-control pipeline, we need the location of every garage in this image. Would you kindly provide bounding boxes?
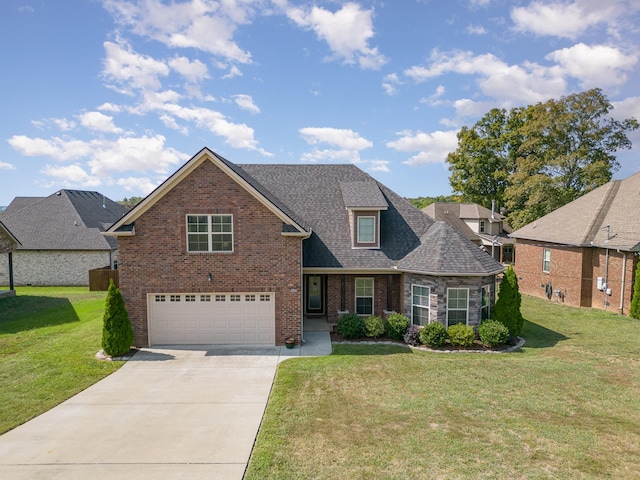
[148,292,275,345]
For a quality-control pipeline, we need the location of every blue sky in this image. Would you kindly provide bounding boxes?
[1,0,639,206]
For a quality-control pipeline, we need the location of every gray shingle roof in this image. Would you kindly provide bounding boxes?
[239,163,503,274]
[340,181,389,209]
[0,190,128,250]
[397,221,505,275]
[510,171,640,251]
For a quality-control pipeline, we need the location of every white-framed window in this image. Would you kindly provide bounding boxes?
[447,288,468,326]
[355,278,374,315]
[185,295,196,302]
[480,220,486,233]
[260,294,271,302]
[481,285,491,321]
[186,214,233,253]
[357,216,376,243]
[200,295,211,302]
[411,285,430,326]
[230,294,241,302]
[215,294,226,302]
[543,248,551,273]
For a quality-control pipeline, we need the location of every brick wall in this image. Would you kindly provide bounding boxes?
[0,250,112,286]
[514,239,638,314]
[325,273,402,323]
[117,160,303,347]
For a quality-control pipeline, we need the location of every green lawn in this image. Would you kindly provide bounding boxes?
[246,296,640,480]
[0,287,123,434]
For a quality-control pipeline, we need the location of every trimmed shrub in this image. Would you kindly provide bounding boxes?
[385,313,410,341]
[364,315,385,338]
[631,264,640,320]
[492,265,524,336]
[403,325,422,346]
[419,321,447,347]
[447,323,476,347]
[478,320,510,347]
[337,313,366,339]
[102,279,134,357]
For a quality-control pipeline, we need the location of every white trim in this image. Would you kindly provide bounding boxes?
[357,216,376,244]
[186,214,234,253]
[355,277,374,316]
[411,284,430,326]
[542,248,551,273]
[446,287,469,327]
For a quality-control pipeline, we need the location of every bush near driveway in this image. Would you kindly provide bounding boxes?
[0,287,123,434]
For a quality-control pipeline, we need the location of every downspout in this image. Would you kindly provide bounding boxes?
[300,236,306,344]
[619,252,627,312]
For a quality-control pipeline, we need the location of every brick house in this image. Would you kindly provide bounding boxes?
[0,190,128,286]
[105,148,504,347]
[423,202,515,264]
[510,171,640,314]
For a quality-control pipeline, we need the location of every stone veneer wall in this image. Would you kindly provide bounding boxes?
[402,272,496,327]
[0,250,113,286]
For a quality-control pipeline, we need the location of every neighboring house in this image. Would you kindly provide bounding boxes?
[0,190,128,286]
[510,171,640,315]
[0,220,20,297]
[423,202,515,264]
[105,148,504,347]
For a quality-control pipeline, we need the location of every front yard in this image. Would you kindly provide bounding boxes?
[0,287,122,434]
[246,296,640,479]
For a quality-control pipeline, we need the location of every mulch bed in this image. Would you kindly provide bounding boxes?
[330,331,522,353]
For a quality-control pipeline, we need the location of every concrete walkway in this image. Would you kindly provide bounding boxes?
[0,331,331,480]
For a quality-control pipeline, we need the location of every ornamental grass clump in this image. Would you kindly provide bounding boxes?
[478,320,510,347]
[384,313,409,341]
[447,323,476,347]
[419,321,447,347]
[101,279,134,357]
[364,315,385,338]
[337,313,366,339]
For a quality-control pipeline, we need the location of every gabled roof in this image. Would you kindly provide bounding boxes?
[106,148,309,236]
[1,190,128,250]
[106,147,503,276]
[510,170,640,251]
[397,221,505,275]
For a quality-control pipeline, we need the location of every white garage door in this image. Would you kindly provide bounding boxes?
[148,292,275,345]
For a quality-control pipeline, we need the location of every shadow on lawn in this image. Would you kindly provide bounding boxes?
[0,295,80,333]
[520,318,568,348]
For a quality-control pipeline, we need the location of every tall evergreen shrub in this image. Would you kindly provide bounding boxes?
[491,265,524,336]
[630,263,640,320]
[102,279,134,357]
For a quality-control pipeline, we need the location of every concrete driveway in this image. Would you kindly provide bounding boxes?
[0,331,331,480]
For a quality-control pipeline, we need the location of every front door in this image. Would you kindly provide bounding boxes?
[305,275,325,315]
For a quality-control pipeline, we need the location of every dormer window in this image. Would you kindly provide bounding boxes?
[480,220,486,233]
[357,215,376,244]
[341,181,388,250]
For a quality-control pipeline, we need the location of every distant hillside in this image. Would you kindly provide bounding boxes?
[0,206,5,214]
[407,195,460,209]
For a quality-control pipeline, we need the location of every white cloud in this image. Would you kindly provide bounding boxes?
[382,73,401,96]
[102,38,169,93]
[369,160,390,172]
[405,49,566,105]
[97,102,121,113]
[104,0,253,63]
[285,2,387,69]
[420,85,446,106]
[79,111,123,134]
[466,24,487,35]
[546,43,637,89]
[233,94,260,114]
[41,164,102,188]
[387,130,459,167]
[168,56,209,83]
[611,96,640,121]
[510,1,629,39]
[0,161,15,170]
[299,127,372,163]
[116,176,160,195]
[8,135,93,160]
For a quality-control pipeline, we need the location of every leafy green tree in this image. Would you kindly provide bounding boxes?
[102,279,134,357]
[119,196,144,206]
[630,264,640,320]
[408,194,460,209]
[491,265,524,337]
[447,89,638,229]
